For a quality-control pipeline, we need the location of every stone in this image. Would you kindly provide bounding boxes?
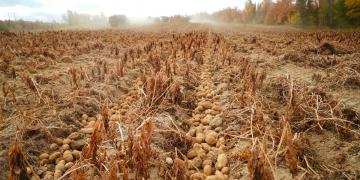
[166,157,173,165]
[39,153,49,160]
[67,132,84,140]
[209,117,222,129]
[71,139,87,150]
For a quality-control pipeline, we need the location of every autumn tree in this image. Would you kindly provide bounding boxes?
[345,0,360,26]
[243,0,255,23]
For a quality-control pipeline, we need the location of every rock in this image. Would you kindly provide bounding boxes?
[221,167,229,174]
[204,164,212,176]
[209,117,222,129]
[80,128,93,134]
[187,150,197,159]
[212,105,222,112]
[63,151,74,162]
[196,133,205,143]
[63,139,71,145]
[215,154,228,170]
[50,143,58,151]
[166,157,173,165]
[71,139,87,150]
[39,153,49,160]
[191,157,202,169]
[65,162,74,169]
[202,101,213,109]
[62,144,70,151]
[67,132,84,140]
[82,114,88,121]
[205,135,217,146]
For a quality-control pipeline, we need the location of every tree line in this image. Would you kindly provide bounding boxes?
[208,0,360,28]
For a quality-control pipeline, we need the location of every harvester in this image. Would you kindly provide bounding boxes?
[109,15,127,27]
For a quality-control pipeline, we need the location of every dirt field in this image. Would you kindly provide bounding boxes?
[0,22,359,180]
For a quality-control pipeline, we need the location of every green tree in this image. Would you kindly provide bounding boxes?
[334,0,348,28]
[18,19,26,30]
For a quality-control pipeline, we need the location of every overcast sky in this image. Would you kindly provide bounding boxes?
[0,0,262,22]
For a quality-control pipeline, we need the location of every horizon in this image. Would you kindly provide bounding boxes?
[0,0,262,23]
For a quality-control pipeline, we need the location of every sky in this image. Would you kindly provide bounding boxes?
[0,0,262,22]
